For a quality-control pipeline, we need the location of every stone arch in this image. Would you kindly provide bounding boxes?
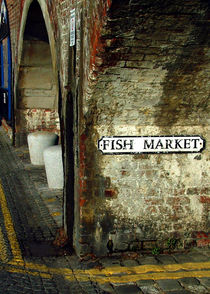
[15,0,60,146]
[17,0,57,88]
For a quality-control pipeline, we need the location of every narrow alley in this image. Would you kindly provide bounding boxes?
[0,126,210,293]
[0,0,209,292]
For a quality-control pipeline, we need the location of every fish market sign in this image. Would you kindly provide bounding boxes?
[98,136,205,155]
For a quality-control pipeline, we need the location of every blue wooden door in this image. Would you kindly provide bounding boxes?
[0,0,12,123]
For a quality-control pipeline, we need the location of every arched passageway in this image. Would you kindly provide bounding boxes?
[14,0,76,253]
[14,0,69,251]
[16,0,59,146]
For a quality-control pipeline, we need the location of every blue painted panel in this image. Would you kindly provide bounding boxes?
[0,0,12,122]
[7,36,11,120]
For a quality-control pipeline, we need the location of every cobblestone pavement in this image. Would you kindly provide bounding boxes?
[0,127,209,293]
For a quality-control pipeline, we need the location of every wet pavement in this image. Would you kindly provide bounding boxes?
[0,126,210,293]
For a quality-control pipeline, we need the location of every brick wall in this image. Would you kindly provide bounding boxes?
[78,0,210,255]
[4,0,209,256]
[7,0,21,66]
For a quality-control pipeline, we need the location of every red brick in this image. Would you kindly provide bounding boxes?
[197,231,209,239]
[105,189,117,198]
[197,238,210,247]
[80,198,86,207]
[200,196,210,204]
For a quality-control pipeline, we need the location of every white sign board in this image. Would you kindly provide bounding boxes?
[0,0,6,24]
[98,136,205,155]
[70,9,75,46]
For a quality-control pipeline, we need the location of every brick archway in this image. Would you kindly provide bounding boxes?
[15,0,59,145]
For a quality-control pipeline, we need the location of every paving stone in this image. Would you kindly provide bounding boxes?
[172,253,199,263]
[164,291,191,294]
[100,256,121,267]
[114,284,141,294]
[66,282,87,294]
[187,253,209,262]
[138,256,160,265]
[156,254,177,264]
[140,285,160,294]
[182,285,209,294]
[81,260,101,270]
[66,254,83,269]
[178,277,200,286]
[198,277,210,289]
[121,259,139,267]
[201,249,210,258]
[136,280,156,287]
[79,281,98,293]
[97,282,115,293]
[157,280,183,291]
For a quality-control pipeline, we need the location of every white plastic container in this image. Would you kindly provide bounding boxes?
[43,145,64,189]
[27,131,58,165]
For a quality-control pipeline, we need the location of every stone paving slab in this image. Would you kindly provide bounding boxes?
[156,254,177,264]
[198,277,210,289]
[164,291,191,294]
[138,256,160,265]
[157,280,183,291]
[178,277,200,286]
[97,282,115,293]
[140,285,162,294]
[114,283,142,294]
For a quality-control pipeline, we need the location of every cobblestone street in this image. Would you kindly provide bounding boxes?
[0,127,209,293]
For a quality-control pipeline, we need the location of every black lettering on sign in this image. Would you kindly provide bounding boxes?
[111,140,115,150]
[144,139,154,149]
[184,139,191,149]
[103,139,110,150]
[123,139,134,150]
[175,139,183,149]
[98,136,205,154]
[155,139,164,149]
[165,139,173,149]
[192,138,200,148]
[116,139,123,150]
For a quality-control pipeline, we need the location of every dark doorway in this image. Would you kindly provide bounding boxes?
[16,0,58,145]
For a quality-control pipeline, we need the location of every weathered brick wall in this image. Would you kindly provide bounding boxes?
[7,0,21,67]
[5,0,210,256]
[79,0,210,255]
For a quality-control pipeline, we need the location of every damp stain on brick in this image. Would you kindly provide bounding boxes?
[154,6,209,127]
[89,0,112,69]
[79,102,118,255]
